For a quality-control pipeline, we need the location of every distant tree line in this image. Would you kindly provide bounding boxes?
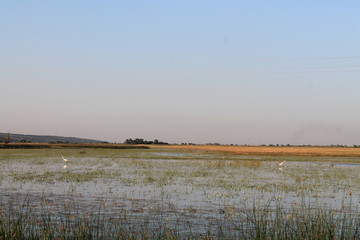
[124,138,168,145]
[181,143,196,145]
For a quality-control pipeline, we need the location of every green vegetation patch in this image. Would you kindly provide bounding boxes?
[10,169,115,183]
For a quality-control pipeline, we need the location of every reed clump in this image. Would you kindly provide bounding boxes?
[0,196,358,240]
[230,160,262,168]
[205,160,262,169]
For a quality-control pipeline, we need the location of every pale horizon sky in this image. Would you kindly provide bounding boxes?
[1,1,360,145]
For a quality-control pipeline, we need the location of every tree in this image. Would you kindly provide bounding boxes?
[3,132,11,144]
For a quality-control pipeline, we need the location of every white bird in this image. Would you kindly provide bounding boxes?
[63,164,68,170]
[62,156,69,162]
[278,160,286,167]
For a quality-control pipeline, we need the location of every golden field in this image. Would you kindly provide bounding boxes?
[148,145,360,157]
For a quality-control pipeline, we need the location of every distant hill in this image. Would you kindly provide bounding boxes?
[0,133,106,144]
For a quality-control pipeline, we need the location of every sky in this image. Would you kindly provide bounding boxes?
[1,1,360,145]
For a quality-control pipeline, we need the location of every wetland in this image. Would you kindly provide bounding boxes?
[0,147,359,239]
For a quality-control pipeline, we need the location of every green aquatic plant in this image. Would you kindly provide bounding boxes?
[10,169,112,183]
[0,194,359,240]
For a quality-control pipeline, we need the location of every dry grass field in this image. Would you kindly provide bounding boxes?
[149,144,360,157]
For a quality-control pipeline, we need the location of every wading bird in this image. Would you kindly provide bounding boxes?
[278,160,286,167]
[62,156,69,162]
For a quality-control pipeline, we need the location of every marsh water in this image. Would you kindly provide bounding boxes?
[1,148,359,235]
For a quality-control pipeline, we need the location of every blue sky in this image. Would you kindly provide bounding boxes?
[1,1,360,145]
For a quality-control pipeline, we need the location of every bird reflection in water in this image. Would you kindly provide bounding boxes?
[61,156,69,170]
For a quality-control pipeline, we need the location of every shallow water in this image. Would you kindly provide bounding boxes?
[0,148,359,235]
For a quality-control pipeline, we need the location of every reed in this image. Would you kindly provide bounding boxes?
[0,195,358,239]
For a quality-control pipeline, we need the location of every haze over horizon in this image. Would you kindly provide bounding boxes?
[1,1,360,145]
